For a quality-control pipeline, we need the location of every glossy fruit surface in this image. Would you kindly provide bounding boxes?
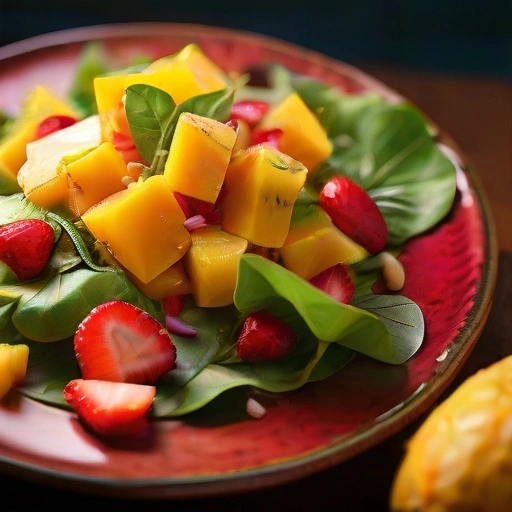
[236,310,298,362]
[319,175,388,254]
[0,219,54,281]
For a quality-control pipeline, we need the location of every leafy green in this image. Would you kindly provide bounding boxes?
[234,254,423,364]
[125,84,237,177]
[11,268,162,342]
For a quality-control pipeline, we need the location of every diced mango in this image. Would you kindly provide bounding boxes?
[81,175,191,283]
[127,261,193,300]
[183,225,248,307]
[279,205,369,279]
[164,112,237,203]
[17,115,102,212]
[0,343,29,400]
[259,92,332,172]
[94,44,230,141]
[0,85,78,193]
[64,141,128,216]
[218,145,307,248]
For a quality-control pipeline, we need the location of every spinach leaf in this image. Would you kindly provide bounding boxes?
[11,267,163,342]
[125,85,236,177]
[234,254,423,364]
[293,75,384,139]
[313,103,457,246]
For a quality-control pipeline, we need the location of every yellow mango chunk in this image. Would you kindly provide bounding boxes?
[17,115,101,212]
[64,141,128,216]
[94,44,229,131]
[0,85,78,193]
[279,205,369,279]
[259,92,332,172]
[218,145,307,248]
[82,175,191,283]
[164,112,237,203]
[183,225,248,308]
[127,261,193,300]
[0,343,29,400]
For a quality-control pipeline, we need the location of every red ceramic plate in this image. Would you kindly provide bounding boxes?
[0,23,498,499]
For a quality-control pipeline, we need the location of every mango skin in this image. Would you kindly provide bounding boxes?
[259,92,332,172]
[218,145,307,248]
[279,205,369,279]
[164,112,237,203]
[183,225,248,308]
[81,175,191,284]
[390,354,512,512]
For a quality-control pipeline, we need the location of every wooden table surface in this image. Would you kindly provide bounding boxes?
[2,66,512,511]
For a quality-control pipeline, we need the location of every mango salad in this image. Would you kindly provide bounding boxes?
[0,43,457,419]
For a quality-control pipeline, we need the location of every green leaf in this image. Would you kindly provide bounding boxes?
[234,254,423,364]
[315,103,457,246]
[292,75,384,139]
[12,267,162,342]
[125,84,177,164]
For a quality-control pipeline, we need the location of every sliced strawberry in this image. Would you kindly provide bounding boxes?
[173,192,222,224]
[36,115,77,139]
[319,175,388,254]
[162,294,186,317]
[251,127,283,149]
[74,300,176,384]
[63,378,155,437]
[229,100,269,127]
[0,219,54,281]
[309,264,355,304]
[235,310,298,363]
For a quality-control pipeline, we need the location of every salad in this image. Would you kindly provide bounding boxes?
[0,42,457,439]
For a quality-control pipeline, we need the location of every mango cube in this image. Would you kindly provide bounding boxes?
[17,115,102,212]
[164,112,237,203]
[94,44,230,142]
[127,261,193,301]
[218,145,307,248]
[81,175,191,283]
[183,225,248,308]
[0,85,78,194]
[0,343,29,400]
[279,205,369,279]
[259,92,332,172]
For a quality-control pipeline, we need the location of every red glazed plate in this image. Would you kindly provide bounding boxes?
[0,23,499,499]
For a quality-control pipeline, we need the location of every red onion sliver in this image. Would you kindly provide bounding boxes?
[184,214,208,232]
[165,315,197,337]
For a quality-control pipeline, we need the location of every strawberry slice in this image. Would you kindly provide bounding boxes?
[319,175,388,254]
[63,378,155,437]
[309,264,355,304]
[74,300,177,384]
[235,310,298,363]
[251,127,283,149]
[36,115,77,139]
[229,100,269,127]
[0,219,54,281]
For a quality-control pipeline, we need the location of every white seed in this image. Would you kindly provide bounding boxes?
[380,251,405,291]
[246,398,267,419]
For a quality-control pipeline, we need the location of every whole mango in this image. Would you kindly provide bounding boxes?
[390,355,512,512]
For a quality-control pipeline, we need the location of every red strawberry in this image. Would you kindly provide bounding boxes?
[173,192,222,225]
[0,219,54,281]
[63,378,155,437]
[309,264,355,304]
[74,300,177,384]
[319,175,388,253]
[251,127,283,149]
[36,115,77,139]
[236,310,298,363]
[229,100,269,127]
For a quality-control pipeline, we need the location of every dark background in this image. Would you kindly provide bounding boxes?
[1,0,511,80]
